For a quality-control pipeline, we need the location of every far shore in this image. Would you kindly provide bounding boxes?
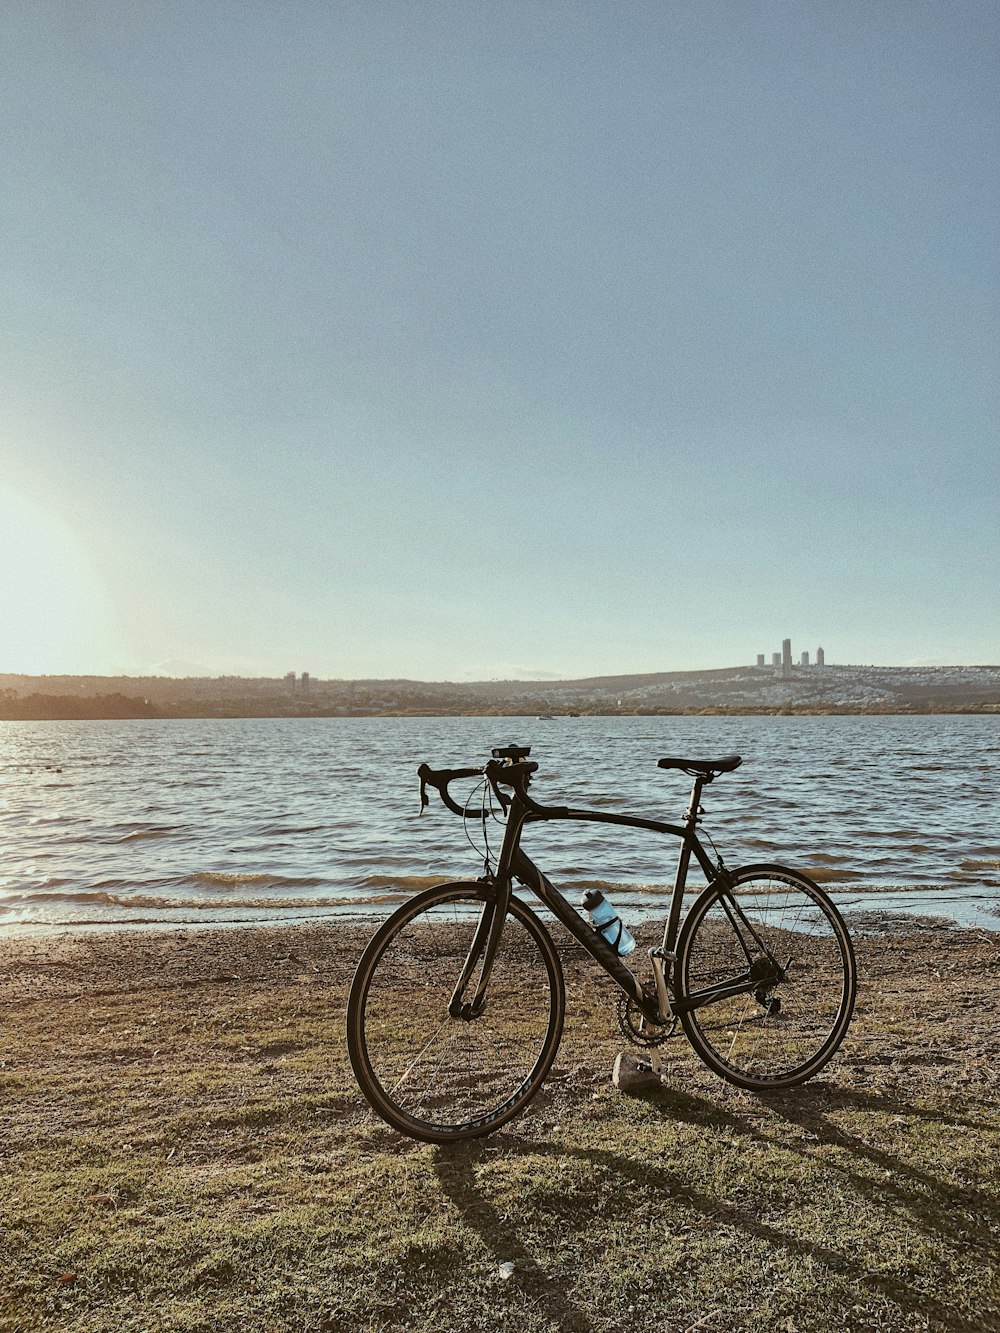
[4,664,1000,720]
[3,701,1000,720]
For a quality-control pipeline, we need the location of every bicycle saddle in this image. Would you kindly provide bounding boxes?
[657,754,742,777]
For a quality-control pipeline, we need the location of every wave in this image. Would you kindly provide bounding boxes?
[187,872,328,890]
[0,890,413,913]
[360,874,454,892]
[256,824,327,836]
[552,878,672,898]
[115,825,184,843]
[0,877,74,893]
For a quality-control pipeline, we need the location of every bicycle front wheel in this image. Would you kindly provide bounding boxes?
[676,864,856,1089]
[347,883,565,1143]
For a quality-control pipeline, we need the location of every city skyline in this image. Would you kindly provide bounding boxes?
[3,4,998,680]
[5,647,1000,690]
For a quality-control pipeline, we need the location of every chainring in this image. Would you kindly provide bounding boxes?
[616,992,678,1048]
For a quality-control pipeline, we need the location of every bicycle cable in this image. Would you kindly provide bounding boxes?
[699,822,727,874]
[459,777,505,876]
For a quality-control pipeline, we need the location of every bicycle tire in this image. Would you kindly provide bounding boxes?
[676,863,856,1089]
[347,882,565,1143]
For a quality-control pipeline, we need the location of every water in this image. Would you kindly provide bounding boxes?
[1,714,997,932]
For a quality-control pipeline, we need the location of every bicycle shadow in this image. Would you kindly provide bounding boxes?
[659,1078,996,1210]
[628,1074,1000,1261]
[741,1081,1000,1250]
[431,1077,997,1332]
[431,1139,598,1333]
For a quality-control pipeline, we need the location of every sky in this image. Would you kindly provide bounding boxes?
[2,1,997,681]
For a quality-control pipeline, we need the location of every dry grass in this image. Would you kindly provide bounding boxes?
[1,917,999,1332]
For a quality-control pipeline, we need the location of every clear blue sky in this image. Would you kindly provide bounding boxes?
[2,1,997,679]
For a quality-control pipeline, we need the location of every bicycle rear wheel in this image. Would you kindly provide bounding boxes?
[676,864,856,1089]
[347,883,565,1143]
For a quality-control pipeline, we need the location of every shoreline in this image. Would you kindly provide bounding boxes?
[3,881,998,938]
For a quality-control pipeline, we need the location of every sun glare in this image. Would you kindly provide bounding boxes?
[0,487,122,674]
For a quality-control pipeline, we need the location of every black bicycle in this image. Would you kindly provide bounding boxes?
[347,746,857,1143]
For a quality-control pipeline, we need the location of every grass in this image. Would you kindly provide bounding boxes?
[1,921,998,1332]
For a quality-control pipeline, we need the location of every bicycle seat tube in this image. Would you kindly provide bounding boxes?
[659,771,710,956]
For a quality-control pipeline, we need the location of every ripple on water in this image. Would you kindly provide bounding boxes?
[1,714,998,929]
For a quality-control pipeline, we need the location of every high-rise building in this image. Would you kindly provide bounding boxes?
[301,672,311,691]
[816,646,825,667]
[284,672,296,692]
[800,651,810,667]
[771,652,781,668]
[756,654,765,668]
[781,638,792,677]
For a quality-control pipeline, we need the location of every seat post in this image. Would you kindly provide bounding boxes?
[684,773,707,830]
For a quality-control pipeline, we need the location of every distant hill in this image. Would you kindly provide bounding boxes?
[2,664,999,717]
[0,691,160,720]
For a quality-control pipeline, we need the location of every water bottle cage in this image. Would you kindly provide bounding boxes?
[595,914,624,951]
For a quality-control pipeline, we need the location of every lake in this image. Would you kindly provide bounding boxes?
[1,714,997,932]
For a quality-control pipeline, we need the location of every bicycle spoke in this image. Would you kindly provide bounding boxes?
[678,869,855,1087]
[348,887,564,1140]
[387,1015,452,1096]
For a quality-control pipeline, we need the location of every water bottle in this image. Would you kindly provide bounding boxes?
[582,889,636,956]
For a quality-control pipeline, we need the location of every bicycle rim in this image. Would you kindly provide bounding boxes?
[677,865,856,1089]
[347,884,565,1142]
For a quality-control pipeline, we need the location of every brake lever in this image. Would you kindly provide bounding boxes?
[485,765,512,813]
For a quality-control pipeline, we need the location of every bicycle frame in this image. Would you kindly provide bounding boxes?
[454,766,763,1029]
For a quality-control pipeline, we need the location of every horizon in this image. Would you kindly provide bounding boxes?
[3,4,998,679]
[4,657,999,689]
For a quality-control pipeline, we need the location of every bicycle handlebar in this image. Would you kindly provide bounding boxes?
[417,763,485,817]
[417,758,541,817]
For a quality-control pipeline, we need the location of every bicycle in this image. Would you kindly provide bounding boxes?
[347,746,857,1143]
